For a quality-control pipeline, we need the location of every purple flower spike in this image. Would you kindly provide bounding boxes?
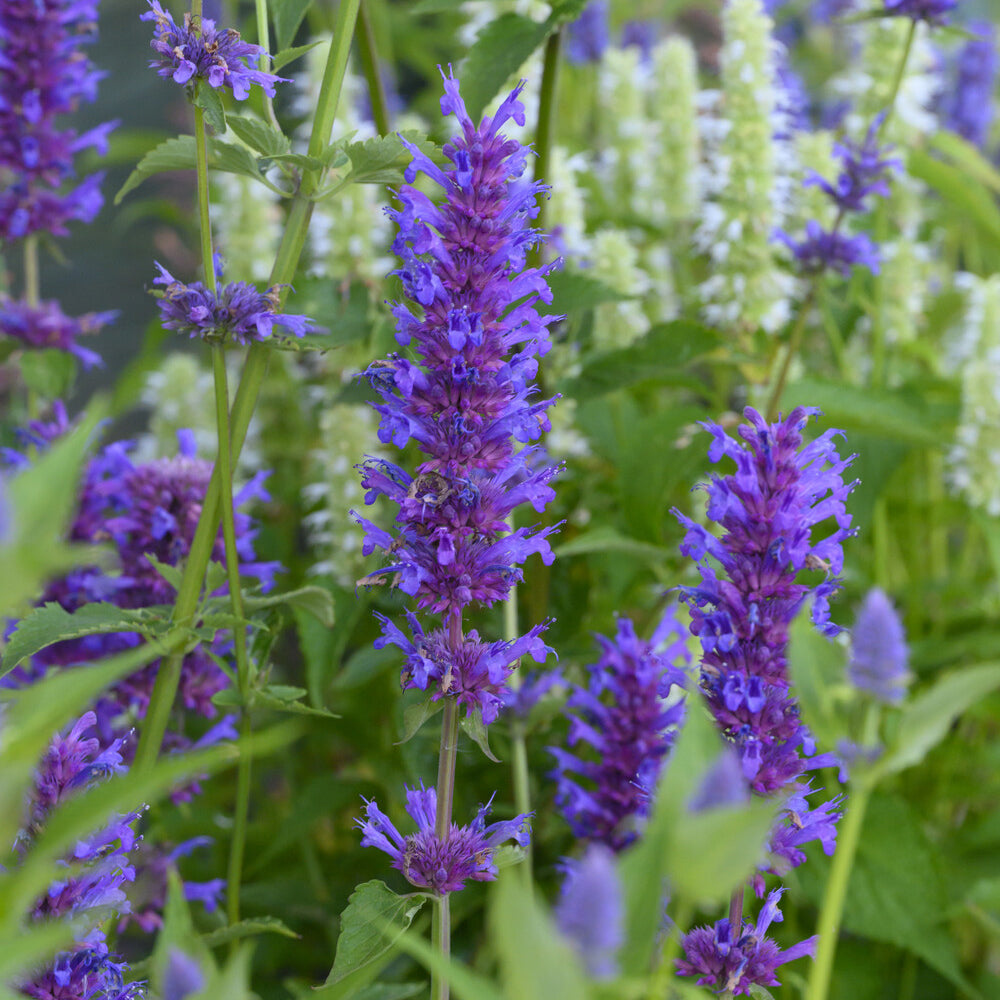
[806,119,901,214]
[944,21,998,151]
[673,407,856,798]
[0,296,115,369]
[848,588,911,703]
[356,784,530,894]
[566,2,610,65]
[882,0,958,26]
[550,612,689,851]
[163,949,205,1000]
[555,845,623,979]
[142,0,288,99]
[0,0,118,240]
[678,889,817,995]
[152,261,315,345]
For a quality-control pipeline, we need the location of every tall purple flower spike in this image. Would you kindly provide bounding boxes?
[943,21,998,151]
[17,713,144,1000]
[353,68,560,714]
[678,889,817,995]
[0,0,118,240]
[356,783,530,894]
[550,612,689,852]
[848,587,911,704]
[141,0,287,100]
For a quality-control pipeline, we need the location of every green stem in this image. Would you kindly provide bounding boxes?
[23,235,39,307]
[133,1,361,770]
[879,20,917,137]
[227,712,253,932]
[254,0,280,131]
[356,0,391,136]
[807,782,872,1000]
[530,26,562,257]
[765,286,815,422]
[647,899,693,1000]
[432,696,460,1000]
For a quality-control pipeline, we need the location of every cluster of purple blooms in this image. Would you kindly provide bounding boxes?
[0,0,117,367]
[15,713,144,1000]
[942,20,998,152]
[549,614,689,852]
[672,406,856,992]
[882,0,958,25]
[152,260,315,346]
[778,119,900,277]
[354,71,560,890]
[141,0,286,100]
[0,0,116,240]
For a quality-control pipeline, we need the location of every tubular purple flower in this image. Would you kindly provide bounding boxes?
[354,69,560,719]
[776,222,882,277]
[678,889,817,995]
[806,119,901,214]
[152,261,316,345]
[355,784,530,894]
[672,406,855,797]
[848,587,911,703]
[0,296,115,369]
[141,0,287,99]
[0,0,118,240]
[550,612,689,851]
[554,845,624,979]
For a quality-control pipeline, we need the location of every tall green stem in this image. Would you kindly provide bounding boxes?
[23,235,40,307]
[432,695,460,1000]
[765,286,815,422]
[879,20,917,137]
[133,0,362,771]
[807,781,871,1000]
[356,0,391,136]
[254,0,280,131]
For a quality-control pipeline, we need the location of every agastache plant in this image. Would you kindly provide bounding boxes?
[354,69,559,1000]
[672,406,856,994]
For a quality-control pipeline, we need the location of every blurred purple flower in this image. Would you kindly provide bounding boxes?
[164,949,205,1000]
[555,845,623,978]
[807,118,900,213]
[776,222,882,277]
[882,0,958,26]
[943,20,997,150]
[0,296,115,369]
[566,2,610,65]
[848,587,910,703]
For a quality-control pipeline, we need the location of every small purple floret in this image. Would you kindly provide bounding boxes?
[848,587,911,703]
[141,0,287,99]
[777,222,881,277]
[356,784,530,894]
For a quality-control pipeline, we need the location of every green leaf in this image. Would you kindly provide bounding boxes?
[411,0,466,12]
[908,148,1000,246]
[241,584,335,626]
[0,920,75,983]
[489,873,590,1000]
[547,0,592,25]
[226,116,290,157]
[390,926,505,1000]
[748,987,777,1000]
[348,986,423,1000]
[19,350,75,401]
[209,139,266,183]
[553,527,672,563]
[193,82,226,135]
[272,0,312,50]
[787,612,852,753]
[342,131,434,186]
[460,708,500,762]
[2,602,170,674]
[115,135,197,204]
[877,663,1000,777]
[460,14,552,122]
[146,553,183,594]
[397,691,444,744]
[564,320,720,400]
[271,40,324,72]
[324,881,429,996]
[930,131,1000,196]
[200,916,300,948]
[253,685,339,719]
[540,270,632,316]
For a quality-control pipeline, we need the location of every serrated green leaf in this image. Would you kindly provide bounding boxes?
[460,15,552,122]
[200,916,299,948]
[146,553,183,593]
[115,135,197,204]
[877,663,1000,778]
[460,709,500,762]
[209,139,264,183]
[2,602,170,674]
[271,40,324,72]
[272,0,312,49]
[252,686,339,718]
[264,151,324,171]
[324,881,429,994]
[226,116,290,157]
[194,82,227,135]
[342,131,433,186]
